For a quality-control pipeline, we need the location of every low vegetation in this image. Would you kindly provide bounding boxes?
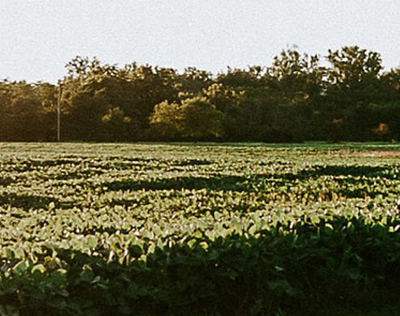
[1,143,400,315]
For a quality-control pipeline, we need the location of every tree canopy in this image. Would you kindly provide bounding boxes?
[1,46,400,142]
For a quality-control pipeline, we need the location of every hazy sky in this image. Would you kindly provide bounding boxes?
[1,0,400,83]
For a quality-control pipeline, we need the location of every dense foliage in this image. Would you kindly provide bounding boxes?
[1,143,400,315]
[1,46,400,142]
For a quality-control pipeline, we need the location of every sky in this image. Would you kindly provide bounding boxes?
[1,0,400,83]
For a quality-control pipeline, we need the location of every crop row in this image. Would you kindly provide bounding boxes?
[1,143,400,315]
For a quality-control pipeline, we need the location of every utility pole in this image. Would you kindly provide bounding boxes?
[57,81,62,142]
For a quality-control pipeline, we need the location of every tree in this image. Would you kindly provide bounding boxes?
[217,66,266,91]
[323,46,385,140]
[0,81,54,141]
[267,49,323,107]
[150,97,224,141]
[177,67,213,97]
[62,57,180,141]
[180,97,224,140]
[149,100,183,140]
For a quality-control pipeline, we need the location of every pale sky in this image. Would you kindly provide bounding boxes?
[1,0,400,83]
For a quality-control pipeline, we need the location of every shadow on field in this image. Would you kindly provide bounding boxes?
[172,159,212,166]
[294,165,398,179]
[1,165,398,211]
[104,165,400,203]
[0,177,15,186]
[105,175,252,191]
[2,216,400,316]
[0,192,60,211]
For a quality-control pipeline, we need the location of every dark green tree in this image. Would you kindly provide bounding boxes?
[324,46,385,141]
[0,81,55,141]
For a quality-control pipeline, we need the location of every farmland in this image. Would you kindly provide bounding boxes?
[1,142,400,316]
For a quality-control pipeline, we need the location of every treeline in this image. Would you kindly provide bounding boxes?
[1,46,400,142]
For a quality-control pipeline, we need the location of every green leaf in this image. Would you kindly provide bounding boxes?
[31,264,46,274]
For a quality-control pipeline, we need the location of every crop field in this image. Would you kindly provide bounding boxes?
[1,142,400,316]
